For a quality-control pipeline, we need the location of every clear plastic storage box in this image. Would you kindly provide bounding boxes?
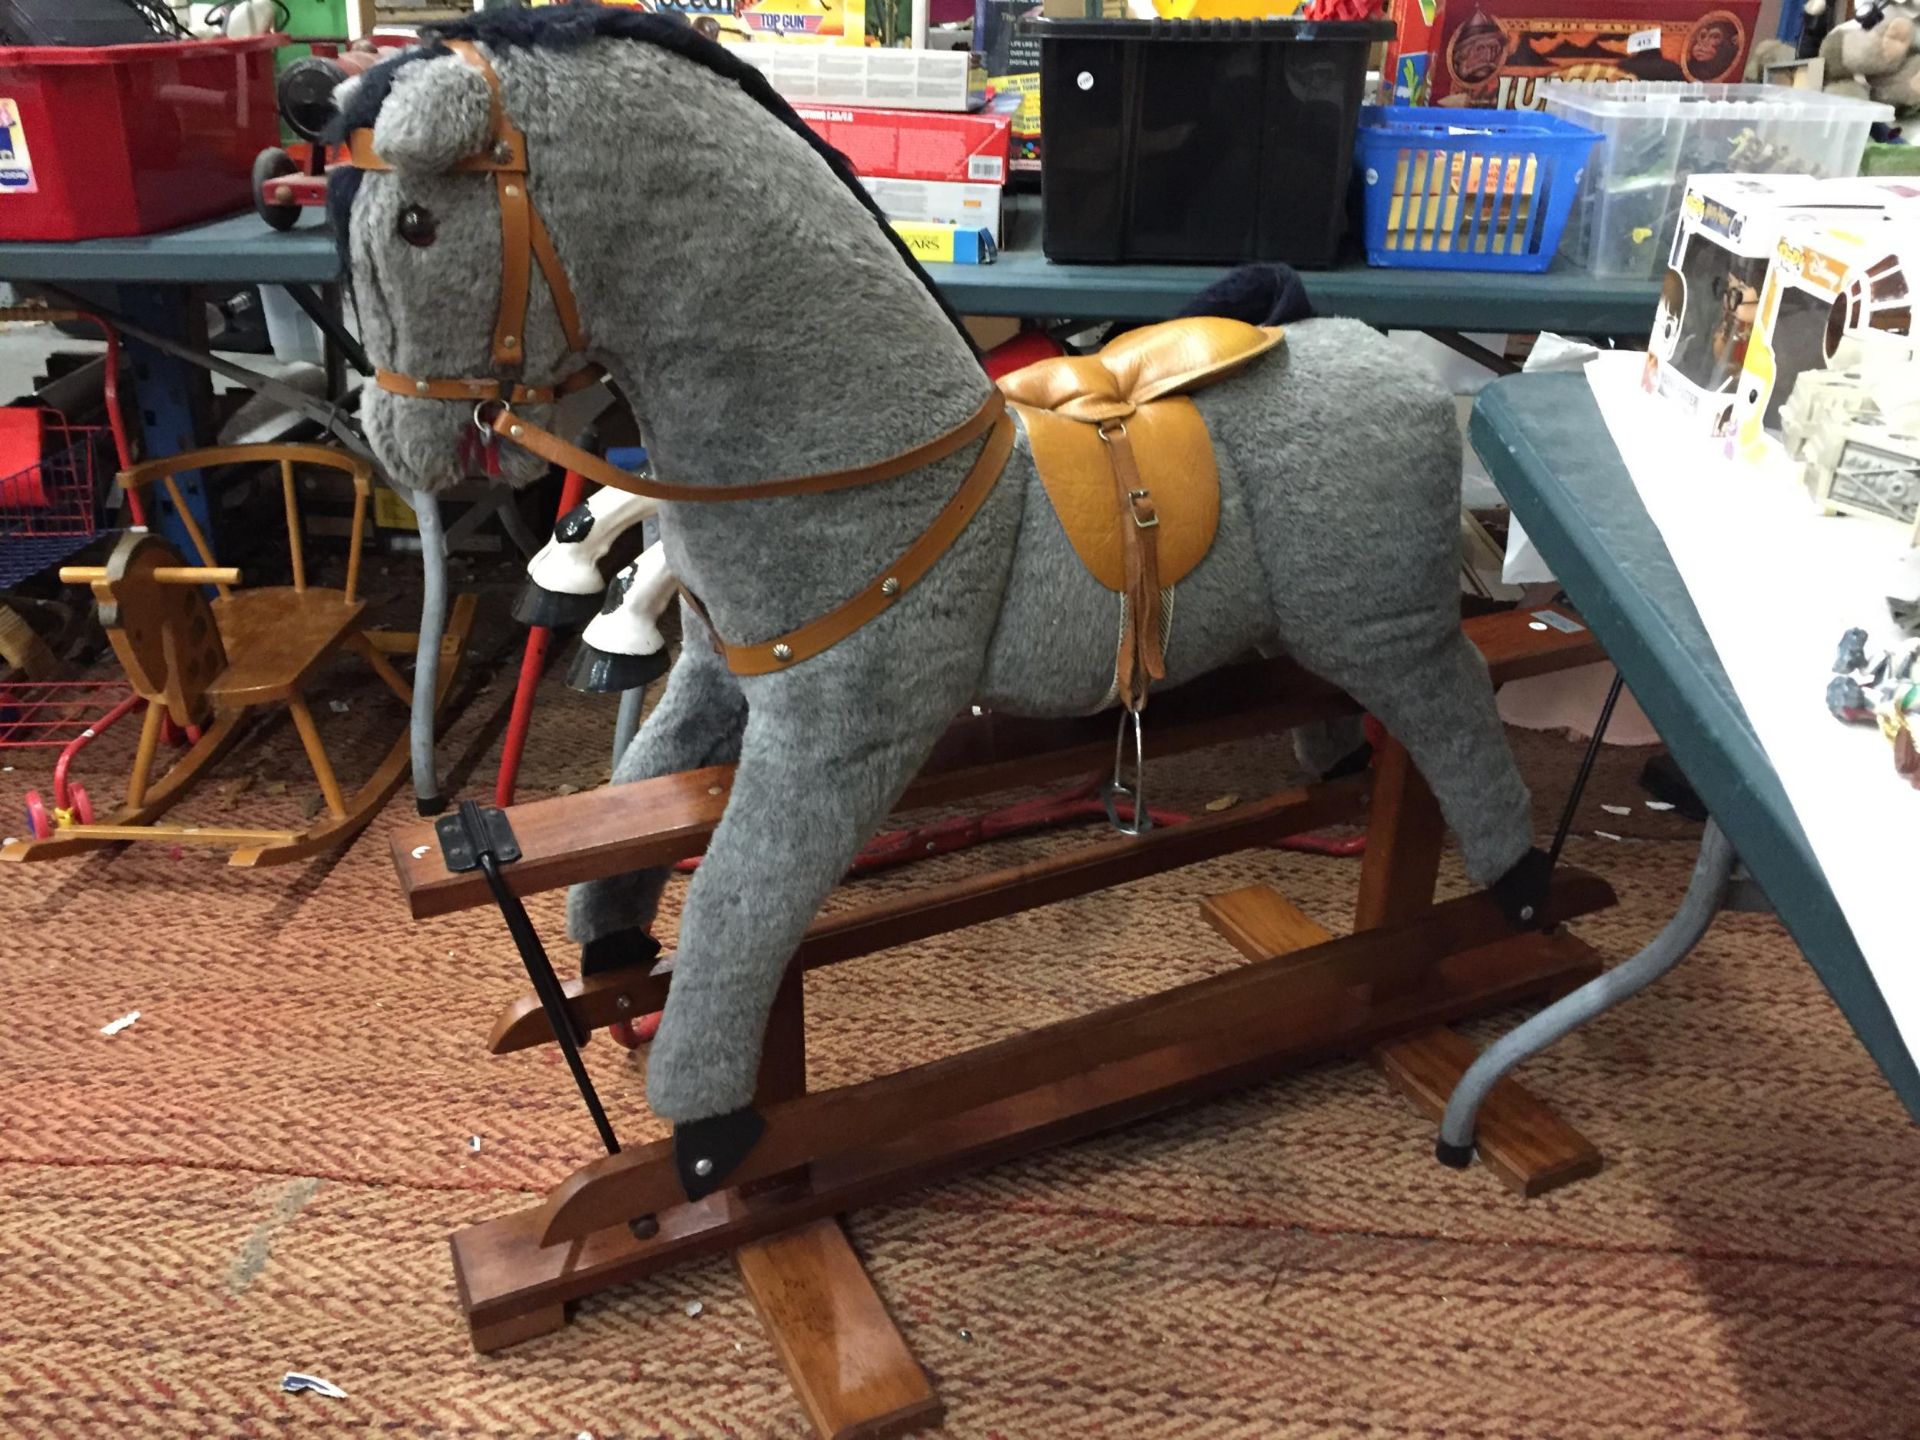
[1541,82,1892,278]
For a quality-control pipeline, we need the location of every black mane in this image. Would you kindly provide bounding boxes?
[329,3,974,351]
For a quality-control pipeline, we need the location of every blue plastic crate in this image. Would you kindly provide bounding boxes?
[1355,106,1600,273]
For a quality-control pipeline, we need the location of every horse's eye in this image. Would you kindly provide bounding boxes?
[397,204,437,248]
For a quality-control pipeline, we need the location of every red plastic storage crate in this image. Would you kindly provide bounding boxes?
[0,34,283,241]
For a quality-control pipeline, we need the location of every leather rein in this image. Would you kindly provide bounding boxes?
[348,39,1012,673]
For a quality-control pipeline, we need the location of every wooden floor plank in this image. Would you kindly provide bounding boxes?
[1372,1027,1604,1196]
[735,1220,942,1440]
[1198,882,1603,1197]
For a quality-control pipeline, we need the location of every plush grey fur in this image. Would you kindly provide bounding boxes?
[346,36,1533,1125]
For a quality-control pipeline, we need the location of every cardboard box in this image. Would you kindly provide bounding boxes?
[1383,0,1760,109]
[1735,204,1920,455]
[862,176,1005,239]
[528,0,907,45]
[740,45,988,110]
[890,219,998,263]
[979,0,1043,171]
[794,104,1012,184]
[1644,174,1909,438]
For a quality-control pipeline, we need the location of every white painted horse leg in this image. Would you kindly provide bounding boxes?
[517,486,657,628]
[568,542,677,694]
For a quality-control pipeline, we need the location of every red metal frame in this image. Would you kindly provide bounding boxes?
[496,469,590,807]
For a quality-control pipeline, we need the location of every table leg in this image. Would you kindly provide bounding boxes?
[612,685,644,772]
[120,285,215,557]
[1437,819,1736,1165]
[402,485,450,815]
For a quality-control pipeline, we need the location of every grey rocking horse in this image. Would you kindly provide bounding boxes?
[338,8,1549,1188]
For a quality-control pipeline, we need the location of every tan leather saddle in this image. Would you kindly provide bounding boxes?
[999,317,1286,709]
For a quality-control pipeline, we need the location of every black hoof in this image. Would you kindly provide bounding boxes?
[1488,846,1552,929]
[415,793,446,818]
[1435,1138,1475,1170]
[567,642,670,695]
[581,927,663,979]
[513,581,604,630]
[674,1105,767,1201]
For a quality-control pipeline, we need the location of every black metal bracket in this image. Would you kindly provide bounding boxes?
[439,800,622,1157]
[435,802,521,872]
[674,1105,768,1201]
[1489,846,1553,930]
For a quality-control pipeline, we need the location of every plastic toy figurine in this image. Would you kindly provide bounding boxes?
[1827,625,1920,786]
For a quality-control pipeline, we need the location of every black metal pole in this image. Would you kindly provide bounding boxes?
[1547,669,1626,870]
[477,850,621,1156]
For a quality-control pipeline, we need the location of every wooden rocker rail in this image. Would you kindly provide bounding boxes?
[451,878,1612,1333]
[533,870,1613,1247]
[391,606,1601,917]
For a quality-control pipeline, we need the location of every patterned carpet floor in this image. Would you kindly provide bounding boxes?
[1,595,1916,1439]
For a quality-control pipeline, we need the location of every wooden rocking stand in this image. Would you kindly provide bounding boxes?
[4,445,475,868]
[391,607,1614,1439]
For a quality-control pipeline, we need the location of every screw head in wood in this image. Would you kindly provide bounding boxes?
[693,1157,714,1177]
[772,643,793,662]
[881,576,900,596]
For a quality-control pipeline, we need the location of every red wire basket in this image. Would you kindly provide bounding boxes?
[0,677,133,750]
[0,412,111,589]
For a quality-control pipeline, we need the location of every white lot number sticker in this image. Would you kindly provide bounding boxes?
[0,99,36,195]
[1627,27,1661,54]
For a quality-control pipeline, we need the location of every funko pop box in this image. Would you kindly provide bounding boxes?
[1643,174,1913,439]
[1734,197,1920,457]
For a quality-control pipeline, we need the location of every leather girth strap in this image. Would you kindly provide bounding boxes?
[685,412,1016,675]
[1098,420,1165,711]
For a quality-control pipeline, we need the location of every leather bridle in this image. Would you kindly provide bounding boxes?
[349,40,603,408]
[347,38,1012,671]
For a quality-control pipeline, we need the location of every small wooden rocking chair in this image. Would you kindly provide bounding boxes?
[2,444,475,868]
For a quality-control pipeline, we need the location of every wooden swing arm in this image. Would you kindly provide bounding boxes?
[532,868,1615,1249]
[487,771,1375,1054]
[391,607,1604,919]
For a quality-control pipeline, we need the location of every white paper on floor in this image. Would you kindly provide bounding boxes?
[1585,351,1920,1063]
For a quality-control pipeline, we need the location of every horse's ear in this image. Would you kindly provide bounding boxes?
[370,50,495,174]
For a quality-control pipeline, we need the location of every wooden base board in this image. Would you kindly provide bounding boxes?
[1200,884,1602,1196]
[735,1220,941,1440]
[450,926,1599,1349]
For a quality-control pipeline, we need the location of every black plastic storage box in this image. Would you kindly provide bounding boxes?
[1027,17,1392,267]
